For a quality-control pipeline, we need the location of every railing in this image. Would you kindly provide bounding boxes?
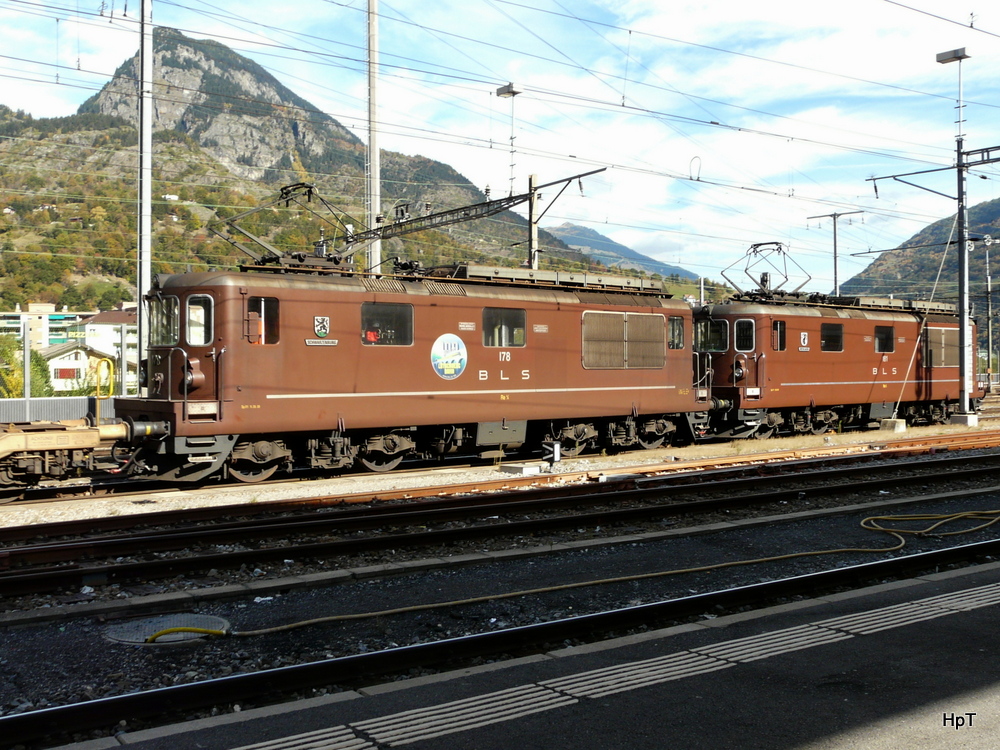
[0,397,117,423]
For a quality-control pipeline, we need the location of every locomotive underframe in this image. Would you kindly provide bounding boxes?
[710,398,965,440]
[119,408,703,482]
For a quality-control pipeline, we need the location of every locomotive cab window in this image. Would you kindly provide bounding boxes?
[694,319,728,352]
[735,319,755,352]
[247,296,279,345]
[875,325,894,353]
[772,320,786,351]
[820,323,844,352]
[483,308,526,347]
[150,295,179,346]
[186,295,214,347]
[361,302,413,346]
[668,316,684,349]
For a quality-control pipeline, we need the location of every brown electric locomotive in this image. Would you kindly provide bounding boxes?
[113,264,711,482]
[696,293,984,438]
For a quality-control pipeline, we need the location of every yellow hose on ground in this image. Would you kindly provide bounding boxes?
[144,509,1000,643]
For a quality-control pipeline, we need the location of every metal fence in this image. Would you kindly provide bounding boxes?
[0,397,117,423]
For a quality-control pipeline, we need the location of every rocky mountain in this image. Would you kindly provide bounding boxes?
[546,223,697,280]
[841,198,1000,301]
[75,27,577,261]
[80,29,362,186]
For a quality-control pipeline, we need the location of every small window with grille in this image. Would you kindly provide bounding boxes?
[483,308,526,347]
[772,320,786,351]
[875,325,894,353]
[821,323,844,352]
[361,302,413,346]
[735,319,755,352]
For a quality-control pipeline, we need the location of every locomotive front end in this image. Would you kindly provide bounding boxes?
[114,273,238,482]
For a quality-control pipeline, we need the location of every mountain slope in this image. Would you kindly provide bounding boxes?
[841,198,1000,299]
[78,28,364,184]
[546,223,697,279]
[74,27,579,262]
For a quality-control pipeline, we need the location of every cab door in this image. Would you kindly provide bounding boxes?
[733,318,761,397]
[180,293,219,405]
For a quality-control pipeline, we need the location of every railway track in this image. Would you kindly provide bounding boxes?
[5,446,1000,599]
[3,536,1000,749]
[5,422,1000,511]
[5,427,1000,746]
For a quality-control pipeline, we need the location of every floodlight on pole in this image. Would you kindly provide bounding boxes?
[937,47,975,419]
[496,83,522,195]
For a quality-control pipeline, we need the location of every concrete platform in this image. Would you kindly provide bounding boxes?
[54,562,1000,750]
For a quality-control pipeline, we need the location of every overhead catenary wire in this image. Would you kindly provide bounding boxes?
[2,0,999,289]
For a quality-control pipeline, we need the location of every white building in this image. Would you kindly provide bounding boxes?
[72,309,139,395]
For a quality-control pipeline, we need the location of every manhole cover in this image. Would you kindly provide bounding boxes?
[106,614,230,645]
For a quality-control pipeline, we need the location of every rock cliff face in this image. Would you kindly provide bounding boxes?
[74,27,571,258]
[78,28,364,184]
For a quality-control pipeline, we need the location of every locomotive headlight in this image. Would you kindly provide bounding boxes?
[734,364,745,380]
[138,360,148,388]
[183,361,207,392]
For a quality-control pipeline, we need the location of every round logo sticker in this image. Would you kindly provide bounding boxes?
[431,333,467,380]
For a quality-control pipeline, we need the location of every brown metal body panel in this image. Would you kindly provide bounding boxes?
[117,271,702,438]
[699,301,984,410]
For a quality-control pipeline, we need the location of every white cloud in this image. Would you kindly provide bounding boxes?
[2,0,1000,291]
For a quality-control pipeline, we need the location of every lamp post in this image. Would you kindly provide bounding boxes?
[367,0,381,274]
[496,83,522,197]
[937,47,976,420]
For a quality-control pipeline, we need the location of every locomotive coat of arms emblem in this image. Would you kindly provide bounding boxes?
[314,316,330,338]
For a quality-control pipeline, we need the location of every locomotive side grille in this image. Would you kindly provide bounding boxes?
[583,311,667,369]
[626,313,667,368]
[363,277,408,294]
[424,281,468,296]
[583,312,626,368]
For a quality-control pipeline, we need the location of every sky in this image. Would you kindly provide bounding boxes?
[2,0,1000,294]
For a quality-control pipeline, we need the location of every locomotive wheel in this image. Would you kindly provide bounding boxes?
[556,440,587,457]
[229,462,278,483]
[359,452,405,472]
[637,434,665,450]
[810,423,829,435]
[752,425,775,440]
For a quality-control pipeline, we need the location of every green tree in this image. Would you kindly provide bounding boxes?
[0,335,54,398]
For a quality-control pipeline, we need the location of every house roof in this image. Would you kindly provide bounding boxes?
[86,310,137,326]
[38,341,139,371]
[39,342,109,361]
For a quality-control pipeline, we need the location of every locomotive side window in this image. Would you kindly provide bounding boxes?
[735,319,755,352]
[668,316,684,349]
[820,323,843,352]
[772,320,786,351]
[875,326,894,353]
[694,319,728,352]
[361,302,413,346]
[150,296,179,346]
[582,311,665,369]
[186,295,214,347]
[483,308,526,347]
[247,296,279,345]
